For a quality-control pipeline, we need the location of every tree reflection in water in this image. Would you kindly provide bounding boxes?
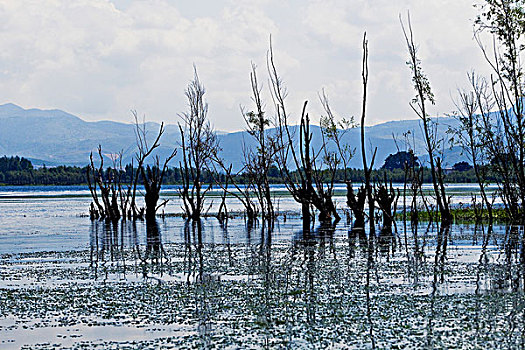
[82,215,525,348]
[427,222,450,348]
[474,223,492,337]
[141,218,170,278]
[190,220,213,348]
[89,218,170,281]
[256,220,274,348]
[348,221,368,258]
[89,219,129,281]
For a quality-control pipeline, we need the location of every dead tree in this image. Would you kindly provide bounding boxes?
[359,33,378,240]
[275,101,339,225]
[346,182,367,229]
[451,74,494,222]
[401,13,452,224]
[87,112,174,222]
[178,67,219,220]
[129,111,161,219]
[319,90,356,183]
[141,160,175,221]
[133,112,176,221]
[268,40,340,227]
[241,63,280,220]
[114,151,136,220]
[212,161,258,223]
[87,146,121,221]
[87,148,138,221]
[474,1,525,222]
[375,179,399,232]
[318,90,356,223]
[375,179,399,257]
[359,33,376,349]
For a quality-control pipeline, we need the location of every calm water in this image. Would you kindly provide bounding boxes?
[0,185,523,349]
[0,183,502,254]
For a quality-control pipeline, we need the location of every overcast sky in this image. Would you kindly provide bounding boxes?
[0,0,493,131]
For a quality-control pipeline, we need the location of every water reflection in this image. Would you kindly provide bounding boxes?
[183,219,204,283]
[256,221,274,347]
[89,220,130,281]
[378,226,396,259]
[348,224,368,258]
[137,218,171,278]
[427,223,450,347]
[82,216,525,348]
[474,223,492,338]
[88,218,170,281]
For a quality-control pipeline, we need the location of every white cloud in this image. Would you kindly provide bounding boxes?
[0,0,499,131]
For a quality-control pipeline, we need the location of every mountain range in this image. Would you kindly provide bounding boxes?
[0,103,465,169]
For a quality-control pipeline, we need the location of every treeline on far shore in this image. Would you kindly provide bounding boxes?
[0,155,489,186]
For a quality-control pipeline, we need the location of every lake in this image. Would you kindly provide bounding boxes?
[0,185,523,349]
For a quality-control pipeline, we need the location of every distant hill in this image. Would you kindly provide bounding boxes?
[0,103,464,169]
[0,103,180,167]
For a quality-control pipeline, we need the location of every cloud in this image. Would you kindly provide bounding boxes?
[0,0,496,131]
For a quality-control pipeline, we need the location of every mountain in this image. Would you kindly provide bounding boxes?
[0,103,464,169]
[0,103,181,166]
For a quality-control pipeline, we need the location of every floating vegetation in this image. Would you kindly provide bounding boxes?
[1,217,525,348]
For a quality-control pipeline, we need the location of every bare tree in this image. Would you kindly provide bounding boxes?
[87,111,175,222]
[474,0,525,222]
[114,151,135,220]
[268,40,340,227]
[319,89,356,225]
[178,67,220,221]
[346,182,367,229]
[132,112,177,221]
[400,13,452,224]
[212,160,259,223]
[359,32,378,239]
[87,146,121,221]
[241,63,280,220]
[359,33,376,350]
[375,178,399,234]
[450,73,493,221]
[319,90,355,183]
[375,178,399,257]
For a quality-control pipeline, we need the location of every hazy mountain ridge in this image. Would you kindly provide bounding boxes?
[0,103,464,168]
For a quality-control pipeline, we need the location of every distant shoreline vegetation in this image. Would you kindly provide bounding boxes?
[0,155,490,186]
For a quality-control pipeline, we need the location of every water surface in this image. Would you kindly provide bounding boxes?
[0,186,522,349]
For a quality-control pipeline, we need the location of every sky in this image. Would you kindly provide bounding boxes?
[0,0,493,131]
